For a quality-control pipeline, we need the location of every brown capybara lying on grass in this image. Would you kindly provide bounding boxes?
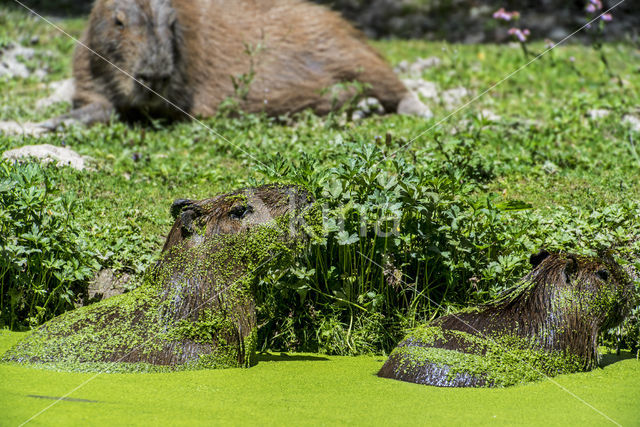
[2,184,321,371]
[45,0,429,128]
[378,250,636,387]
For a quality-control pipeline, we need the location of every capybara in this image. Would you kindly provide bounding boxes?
[44,0,429,128]
[2,184,321,371]
[378,250,636,387]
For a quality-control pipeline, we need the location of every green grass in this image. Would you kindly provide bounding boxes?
[1,331,639,426]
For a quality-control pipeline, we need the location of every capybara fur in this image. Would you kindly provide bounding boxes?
[378,250,636,387]
[47,0,428,127]
[2,184,320,371]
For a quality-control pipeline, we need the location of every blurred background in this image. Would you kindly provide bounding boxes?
[7,0,639,42]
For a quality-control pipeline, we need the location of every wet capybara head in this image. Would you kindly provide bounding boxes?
[87,0,178,107]
[161,184,317,253]
[378,250,637,387]
[523,249,635,331]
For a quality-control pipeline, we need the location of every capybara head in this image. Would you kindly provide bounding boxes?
[523,250,635,331]
[155,183,321,349]
[162,184,318,254]
[88,0,178,106]
[379,250,636,387]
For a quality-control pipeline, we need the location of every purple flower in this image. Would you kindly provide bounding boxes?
[493,8,520,21]
[586,0,603,13]
[544,39,555,49]
[508,27,530,42]
[601,13,612,21]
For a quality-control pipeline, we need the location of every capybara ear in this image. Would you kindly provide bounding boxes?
[529,249,550,268]
[170,199,195,219]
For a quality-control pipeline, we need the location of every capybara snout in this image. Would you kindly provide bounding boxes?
[90,0,178,105]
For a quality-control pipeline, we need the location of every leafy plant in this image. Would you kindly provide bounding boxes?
[0,160,99,329]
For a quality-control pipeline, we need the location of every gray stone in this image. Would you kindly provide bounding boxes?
[36,78,75,109]
[85,269,130,304]
[441,87,470,110]
[395,57,442,76]
[0,121,49,137]
[478,109,501,122]
[353,97,385,120]
[623,115,640,132]
[402,78,438,100]
[397,92,433,118]
[2,144,90,171]
[0,44,34,79]
[588,109,611,120]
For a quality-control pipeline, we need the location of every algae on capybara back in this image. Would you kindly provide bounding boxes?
[379,250,636,387]
[2,184,321,372]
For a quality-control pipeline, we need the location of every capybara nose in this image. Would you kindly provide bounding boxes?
[135,73,170,91]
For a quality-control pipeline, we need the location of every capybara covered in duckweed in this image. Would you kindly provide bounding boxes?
[378,250,636,387]
[2,184,322,372]
[46,0,429,128]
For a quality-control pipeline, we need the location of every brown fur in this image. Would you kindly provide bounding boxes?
[378,250,636,386]
[51,0,423,126]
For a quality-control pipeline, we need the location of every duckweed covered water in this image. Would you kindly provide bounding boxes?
[1,331,639,426]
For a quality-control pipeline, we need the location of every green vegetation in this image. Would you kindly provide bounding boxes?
[1,330,639,425]
[0,6,638,358]
[0,161,99,329]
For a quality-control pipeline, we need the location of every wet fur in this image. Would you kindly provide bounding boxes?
[2,185,313,368]
[378,251,636,387]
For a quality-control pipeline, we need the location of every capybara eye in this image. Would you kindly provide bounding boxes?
[229,205,253,220]
[596,270,610,281]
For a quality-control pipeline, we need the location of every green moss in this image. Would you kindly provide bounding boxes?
[392,325,585,387]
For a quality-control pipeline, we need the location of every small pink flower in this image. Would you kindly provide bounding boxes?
[508,27,530,42]
[493,8,520,21]
[586,0,603,12]
[544,39,555,49]
[601,13,612,21]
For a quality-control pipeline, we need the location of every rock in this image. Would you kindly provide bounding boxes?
[2,144,90,171]
[395,57,441,75]
[441,87,470,110]
[478,109,501,122]
[397,92,433,118]
[85,269,130,304]
[394,60,410,74]
[0,44,35,79]
[622,115,640,132]
[36,79,75,109]
[0,121,49,137]
[588,109,611,120]
[352,97,385,120]
[402,78,438,100]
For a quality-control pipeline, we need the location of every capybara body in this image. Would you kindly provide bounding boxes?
[55,0,426,126]
[2,184,319,371]
[378,250,635,387]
